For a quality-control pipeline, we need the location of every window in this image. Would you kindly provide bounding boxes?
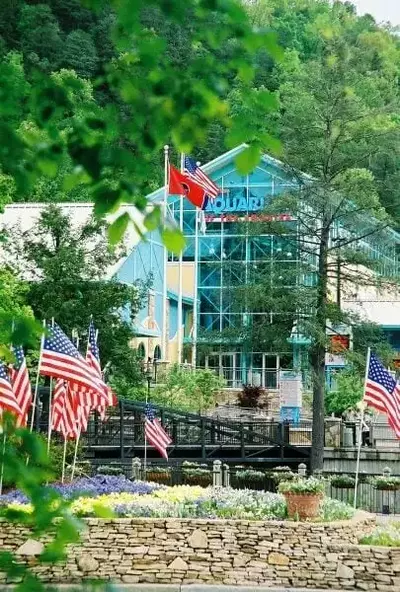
[137,342,146,359]
[153,345,162,360]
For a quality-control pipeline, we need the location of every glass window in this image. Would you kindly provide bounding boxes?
[199,263,221,287]
[199,288,220,313]
[137,342,146,359]
[199,236,221,261]
[199,313,220,331]
[222,237,247,260]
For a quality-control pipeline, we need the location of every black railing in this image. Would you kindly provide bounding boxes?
[77,401,311,463]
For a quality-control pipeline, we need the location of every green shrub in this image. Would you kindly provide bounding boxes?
[368,476,400,491]
[330,474,356,488]
[278,476,325,495]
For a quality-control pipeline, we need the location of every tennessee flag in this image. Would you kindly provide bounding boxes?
[169,164,207,209]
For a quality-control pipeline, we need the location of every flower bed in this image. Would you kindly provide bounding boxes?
[0,475,355,522]
[360,521,400,547]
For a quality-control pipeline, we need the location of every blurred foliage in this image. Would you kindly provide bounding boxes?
[4,203,146,389]
[0,415,81,591]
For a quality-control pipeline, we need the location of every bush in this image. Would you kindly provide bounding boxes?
[368,475,400,491]
[330,474,356,489]
[182,461,212,486]
[96,465,125,476]
[235,469,265,483]
[270,466,297,484]
[238,384,264,408]
[152,364,224,413]
[278,476,325,495]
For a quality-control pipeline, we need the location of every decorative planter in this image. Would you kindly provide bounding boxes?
[146,472,171,484]
[284,492,323,520]
[183,473,212,487]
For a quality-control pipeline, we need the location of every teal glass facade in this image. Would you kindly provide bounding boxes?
[150,145,400,388]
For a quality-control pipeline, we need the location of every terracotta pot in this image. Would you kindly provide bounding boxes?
[284,492,323,520]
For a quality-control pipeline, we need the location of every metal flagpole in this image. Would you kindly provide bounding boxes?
[192,207,199,368]
[144,387,148,480]
[0,430,6,496]
[61,437,68,483]
[353,347,371,509]
[162,145,169,363]
[177,153,185,364]
[70,331,83,482]
[30,319,46,432]
[46,318,55,455]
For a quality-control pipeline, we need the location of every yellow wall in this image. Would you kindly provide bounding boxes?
[167,262,196,298]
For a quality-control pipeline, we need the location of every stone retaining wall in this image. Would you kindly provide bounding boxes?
[1,513,398,590]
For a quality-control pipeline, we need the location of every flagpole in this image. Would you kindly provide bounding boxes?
[46,318,55,455]
[29,319,46,432]
[70,425,81,482]
[61,437,68,483]
[354,347,371,509]
[144,390,148,480]
[177,153,184,364]
[70,331,83,483]
[162,145,169,363]
[0,430,6,496]
[192,208,199,368]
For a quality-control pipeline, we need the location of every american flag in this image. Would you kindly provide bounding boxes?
[364,352,400,437]
[85,319,117,420]
[51,379,79,439]
[0,361,22,418]
[40,322,109,408]
[9,346,32,427]
[184,156,220,199]
[144,403,172,459]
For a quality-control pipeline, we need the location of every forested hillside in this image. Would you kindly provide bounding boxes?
[0,0,400,223]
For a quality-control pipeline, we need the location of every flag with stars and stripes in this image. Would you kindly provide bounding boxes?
[9,346,32,427]
[184,156,220,199]
[0,361,22,419]
[85,319,117,421]
[40,322,109,408]
[144,403,172,459]
[364,352,400,438]
[51,379,79,440]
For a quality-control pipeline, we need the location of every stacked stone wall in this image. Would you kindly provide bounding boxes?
[1,513,398,590]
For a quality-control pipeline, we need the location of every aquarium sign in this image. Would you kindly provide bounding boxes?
[205,195,264,214]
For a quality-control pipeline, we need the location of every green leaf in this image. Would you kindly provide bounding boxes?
[235,145,261,175]
[108,213,130,245]
[144,206,161,231]
[161,227,186,254]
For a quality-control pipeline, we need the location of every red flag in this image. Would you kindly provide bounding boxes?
[169,164,207,209]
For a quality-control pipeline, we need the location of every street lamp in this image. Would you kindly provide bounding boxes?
[144,357,153,404]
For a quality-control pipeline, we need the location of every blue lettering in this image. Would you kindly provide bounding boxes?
[207,195,266,214]
[237,196,248,212]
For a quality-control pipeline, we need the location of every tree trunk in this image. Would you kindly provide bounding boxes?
[310,224,330,473]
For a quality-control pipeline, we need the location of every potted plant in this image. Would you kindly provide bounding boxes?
[278,476,325,520]
[182,461,212,486]
[368,475,400,491]
[146,466,171,484]
[330,474,356,489]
